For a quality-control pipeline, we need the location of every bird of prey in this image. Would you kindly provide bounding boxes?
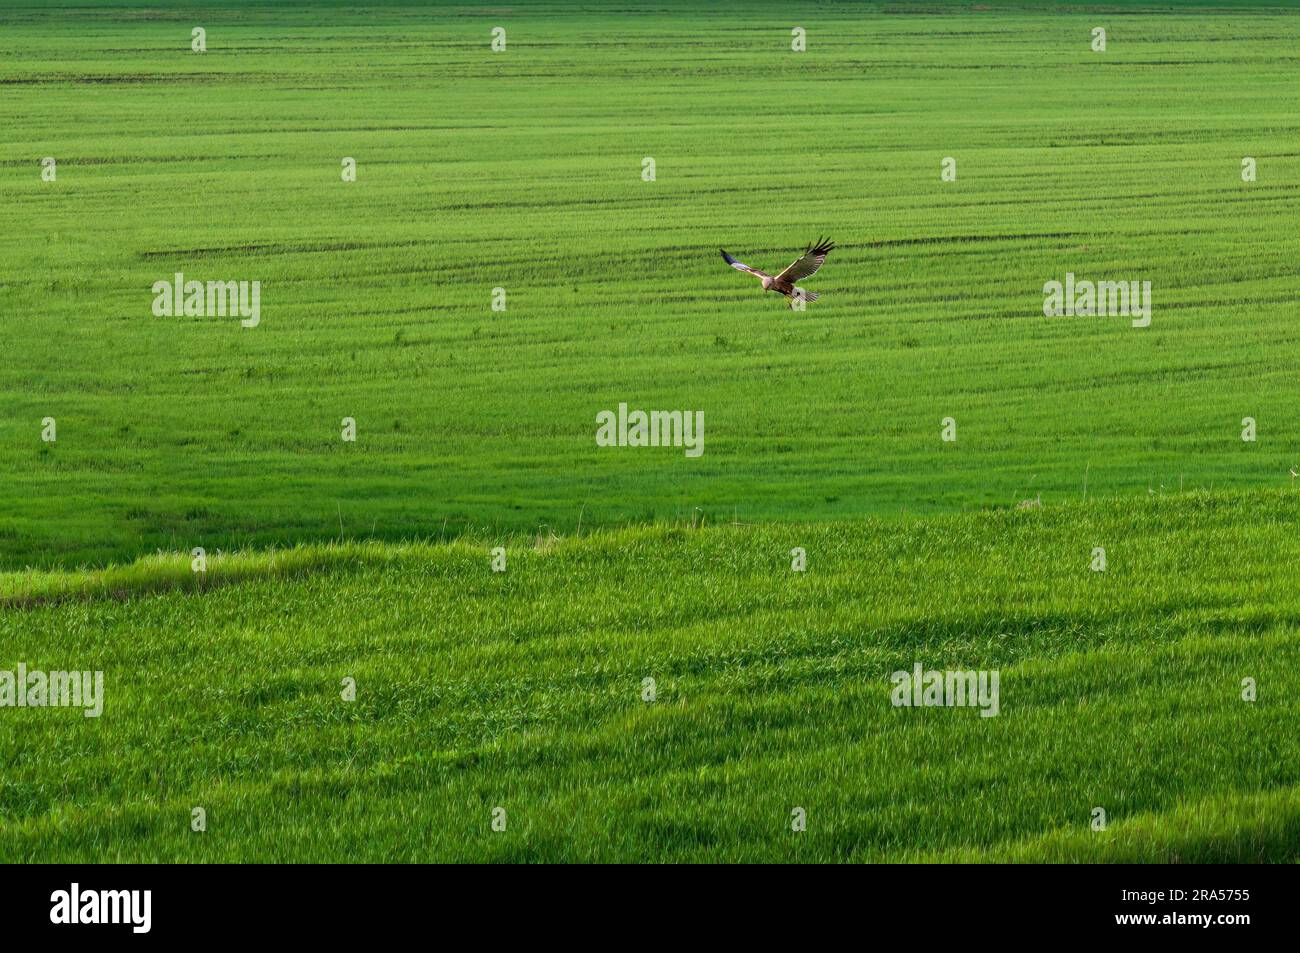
[720,237,835,308]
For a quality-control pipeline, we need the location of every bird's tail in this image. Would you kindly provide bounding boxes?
[788,288,820,307]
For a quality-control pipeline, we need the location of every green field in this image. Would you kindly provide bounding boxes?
[2,492,1298,862]
[2,0,1298,863]
[4,0,1299,568]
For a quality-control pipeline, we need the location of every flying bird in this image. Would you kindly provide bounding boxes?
[720,237,835,308]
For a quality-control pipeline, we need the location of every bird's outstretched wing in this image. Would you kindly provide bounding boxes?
[721,249,770,279]
[775,237,835,283]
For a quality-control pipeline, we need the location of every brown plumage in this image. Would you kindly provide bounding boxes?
[720,237,835,308]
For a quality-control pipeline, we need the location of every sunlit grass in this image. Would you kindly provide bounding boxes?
[2,1,1298,568]
[1,490,1296,861]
